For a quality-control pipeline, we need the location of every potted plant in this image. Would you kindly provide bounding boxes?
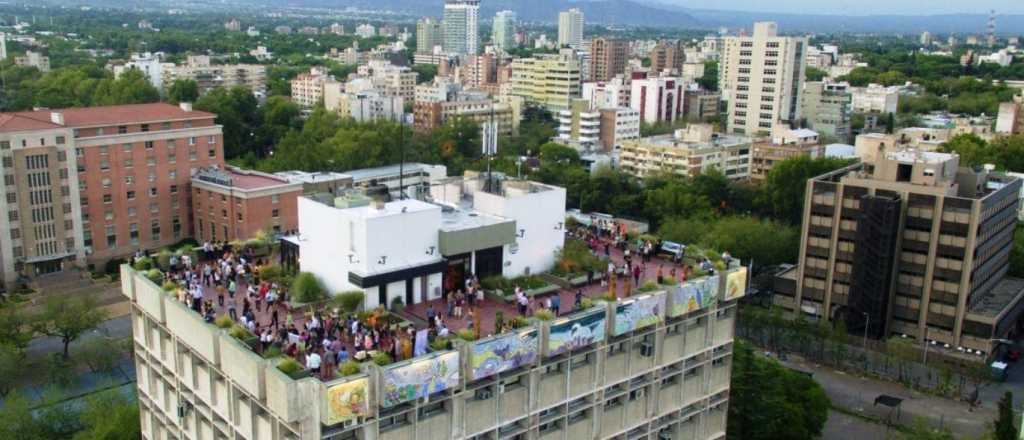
[277,358,308,379]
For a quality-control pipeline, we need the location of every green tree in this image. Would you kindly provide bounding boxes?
[72,388,141,440]
[32,292,108,359]
[760,156,855,225]
[993,391,1018,440]
[940,134,999,169]
[805,66,828,81]
[728,340,830,440]
[538,141,580,164]
[166,78,199,104]
[411,64,438,84]
[697,60,719,91]
[291,272,326,303]
[195,86,260,159]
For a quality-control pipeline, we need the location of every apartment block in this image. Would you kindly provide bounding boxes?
[123,259,742,440]
[590,38,628,83]
[417,18,444,54]
[620,124,753,180]
[630,74,686,125]
[650,41,685,75]
[414,89,518,136]
[683,91,721,123]
[996,94,1024,135]
[444,0,480,56]
[15,50,49,72]
[850,84,900,115]
[291,67,332,109]
[582,76,631,109]
[491,10,517,52]
[510,50,582,111]
[0,103,224,282]
[162,56,266,96]
[750,125,822,183]
[776,140,1024,356]
[800,81,852,141]
[719,22,807,135]
[190,166,302,242]
[599,107,641,151]
[558,8,585,48]
[556,99,602,151]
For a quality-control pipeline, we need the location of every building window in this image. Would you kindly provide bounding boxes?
[8,211,17,221]
[100,160,110,171]
[149,187,158,197]
[125,176,134,185]
[272,209,279,218]
[145,141,154,150]
[271,194,280,203]
[55,135,65,145]
[151,220,160,240]
[128,207,136,217]
[0,141,9,150]
[129,223,139,246]
[172,217,182,238]
[83,230,92,247]
[124,159,133,168]
[105,225,116,248]
[117,126,127,134]
[188,137,196,146]
[236,213,243,222]
[170,185,178,194]
[123,143,132,152]
[208,148,216,158]
[141,124,150,132]
[169,170,177,180]
[99,145,109,155]
[105,208,113,220]
[146,157,156,167]
[207,135,216,145]
[150,203,158,214]
[103,194,112,204]
[221,209,227,218]
[127,190,136,200]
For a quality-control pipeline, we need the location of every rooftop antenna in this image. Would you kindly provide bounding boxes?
[987,10,996,47]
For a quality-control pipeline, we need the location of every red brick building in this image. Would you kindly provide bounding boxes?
[191,166,302,243]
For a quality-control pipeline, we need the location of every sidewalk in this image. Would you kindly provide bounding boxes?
[781,354,994,438]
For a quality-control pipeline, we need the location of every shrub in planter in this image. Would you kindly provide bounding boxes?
[372,352,393,366]
[214,315,233,329]
[260,265,283,284]
[602,293,617,302]
[661,276,677,286]
[145,268,163,284]
[430,337,451,351]
[638,281,660,292]
[390,296,405,312]
[156,249,173,270]
[335,291,365,314]
[512,316,529,328]
[277,358,305,378]
[161,281,178,293]
[534,309,554,321]
[229,324,252,340]
[291,272,326,303]
[261,345,282,359]
[457,329,476,341]
[580,298,593,309]
[494,310,505,332]
[339,360,361,376]
[133,256,154,271]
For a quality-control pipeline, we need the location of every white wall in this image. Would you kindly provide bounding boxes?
[474,186,567,277]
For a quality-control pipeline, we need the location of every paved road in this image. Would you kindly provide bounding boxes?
[823,410,892,440]
[26,314,132,359]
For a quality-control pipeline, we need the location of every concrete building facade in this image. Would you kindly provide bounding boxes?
[719,22,807,135]
[558,8,585,48]
[590,38,629,83]
[510,50,582,111]
[416,18,445,55]
[800,81,852,141]
[444,0,480,56]
[996,94,1024,135]
[630,75,685,125]
[492,10,517,52]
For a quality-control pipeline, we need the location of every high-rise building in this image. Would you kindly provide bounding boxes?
[919,31,933,46]
[630,74,686,125]
[650,40,685,75]
[443,0,480,56]
[800,81,852,141]
[590,37,628,82]
[491,10,517,52]
[558,8,584,48]
[0,103,224,284]
[510,49,582,111]
[15,50,50,72]
[719,22,808,135]
[416,18,444,54]
[776,141,1024,356]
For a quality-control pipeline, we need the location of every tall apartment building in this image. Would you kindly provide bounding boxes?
[599,107,641,151]
[111,53,168,91]
[719,22,808,135]
[491,10,517,52]
[510,50,582,111]
[191,166,302,242]
[162,56,266,96]
[459,53,498,89]
[0,103,225,283]
[558,8,585,48]
[800,81,852,141]
[630,74,686,125]
[122,256,741,440]
[355,60,419,102]
[443,0,480,56]
[556,99,602,151]
[582,76,631,109]
[290,67,332,109]
[651,41,685,75]
[416,18,444,54]
[996,94,1024,135]
[620,124,753,180]
[776,140,1024,356]
[590,38,629,83]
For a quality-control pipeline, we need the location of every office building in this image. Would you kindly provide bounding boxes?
[590,38,629,83]
[996,94,1024,135]
[352,60,419,102]
[191,166,302,242]
[558,8,585,48]
[750,124,822,183]
[719,22,808,135]
[582,76,631,109]
[123,242,740,440]
[444,0,480,56]
[776,140,1024,356]
[458,53,499,89]
[162,56,267,97]
[850,84,900,115]
[630,74,686,125]
[491,10,517,52]
[510,50,582,111]
[620,124,753,179]
[800,81,852,141]
[290,67,332,109]
[0,103,224,283]
[416,18,444,54]
[15,50,50,72]
[650,41,685,75]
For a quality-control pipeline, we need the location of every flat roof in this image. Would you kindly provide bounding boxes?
[193,166,296,191]
[336,198,439,219]
[969,277,1024,319]
[345,163,444,182]
[637,133,751,150]
[274,170,352,184]
[0,103,215,133]
[438,203,510,232]
[885,150,954,164]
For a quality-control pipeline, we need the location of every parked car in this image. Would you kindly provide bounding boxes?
[658,241,685,262]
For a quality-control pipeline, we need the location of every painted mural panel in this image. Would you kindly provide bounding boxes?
[613,292,666,336]
[381,351,460,408]
[324,377,370,425]
[470,329,539,380]
[724,267,748,301]
[547,308,607,357]
[668,276,719,317]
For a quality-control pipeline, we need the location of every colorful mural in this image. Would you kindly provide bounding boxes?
[669,276,719,317]
[381,351,460,408]
[724,267,748,301]
[324,377,369,425]
[613,292,666,336]
[547,308,607,357]
[470,329,539,380]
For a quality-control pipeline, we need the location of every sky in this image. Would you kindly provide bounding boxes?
[660,0,1024,15]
